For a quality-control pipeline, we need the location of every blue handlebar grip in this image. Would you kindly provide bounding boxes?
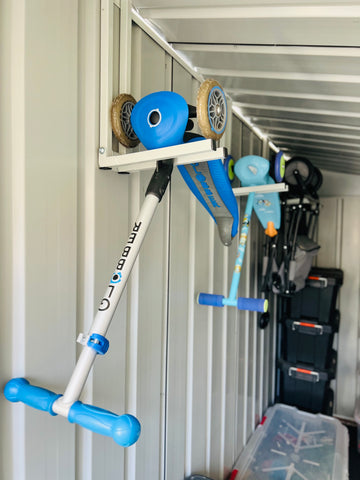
[197,293,224,307]
[4,378,61,416]
[237,297,268,313]
[68,401,141,447]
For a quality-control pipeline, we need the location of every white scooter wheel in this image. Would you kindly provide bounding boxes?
[111,94,140,148]
[197,79,227,140]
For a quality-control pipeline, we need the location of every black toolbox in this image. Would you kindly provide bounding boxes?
[277,353,336,414]
[284,318,337,369]
[284,267,343,323]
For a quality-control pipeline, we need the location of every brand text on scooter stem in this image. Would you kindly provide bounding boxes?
[98,221,142,311]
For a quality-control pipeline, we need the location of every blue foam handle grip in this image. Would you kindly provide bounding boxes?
[198,293,224,307]
[4,378,61,416]
[68,402,141,447]
[237,297,268,313]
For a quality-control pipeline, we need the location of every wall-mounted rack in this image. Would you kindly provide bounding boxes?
[99,139,226,173]
[99,138,288,195]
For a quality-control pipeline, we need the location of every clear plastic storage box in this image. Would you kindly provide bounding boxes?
[233,403,348,480]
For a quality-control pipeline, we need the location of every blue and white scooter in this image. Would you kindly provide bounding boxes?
[4,80,236,447]
[198,155,282,313]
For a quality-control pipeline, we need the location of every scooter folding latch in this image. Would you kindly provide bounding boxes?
[77,333,89,345]
[76,333,110,355]
[87,333,109,355]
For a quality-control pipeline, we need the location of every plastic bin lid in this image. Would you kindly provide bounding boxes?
[308,267,344,286]
[233,403,349,480]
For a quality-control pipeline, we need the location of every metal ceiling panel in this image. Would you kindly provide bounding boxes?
[132,0,360,175]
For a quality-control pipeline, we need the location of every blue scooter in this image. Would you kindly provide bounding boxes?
[4,80,237,447]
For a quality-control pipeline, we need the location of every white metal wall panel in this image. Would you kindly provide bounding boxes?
[0,1,78,479]
[0,2,26,478]
[126,24,171,480]
[317,196,360,419]
[1,2,277,480]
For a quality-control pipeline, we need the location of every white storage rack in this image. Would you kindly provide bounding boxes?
[97,0,288,197]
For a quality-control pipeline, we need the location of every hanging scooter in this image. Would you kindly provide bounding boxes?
[4,80,233,446]
[197,155,281,313]
[256,151,284,327]
[272,156,322,295]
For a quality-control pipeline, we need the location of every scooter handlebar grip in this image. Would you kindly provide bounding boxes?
[237,297,268,313]
[4,378,61,416]
[68,401,141,447]
[197,293,224,307]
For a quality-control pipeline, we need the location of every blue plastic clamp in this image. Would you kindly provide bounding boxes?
[87,334,109,355]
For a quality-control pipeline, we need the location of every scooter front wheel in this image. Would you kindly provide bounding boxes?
[284,156,314,187]
[111,94,140,148]
[224,155,235,183]
[274,151,286,183]
[197,79,227,140]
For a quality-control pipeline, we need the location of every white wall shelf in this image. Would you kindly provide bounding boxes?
[98,139,226,173]
[233,183,288,196]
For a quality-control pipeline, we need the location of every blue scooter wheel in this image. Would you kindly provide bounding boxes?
[224,155,235,183]
[197,79,227,140]
[111,94,140,148]
[274,151,285,183]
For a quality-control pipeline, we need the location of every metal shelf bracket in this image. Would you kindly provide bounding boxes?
[98,139,227,173]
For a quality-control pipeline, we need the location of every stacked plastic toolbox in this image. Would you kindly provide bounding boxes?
[277,267,343,415]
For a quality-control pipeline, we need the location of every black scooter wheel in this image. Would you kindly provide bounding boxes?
[258,311,270,329]
[284,156,314,187]
[111,94,140,148]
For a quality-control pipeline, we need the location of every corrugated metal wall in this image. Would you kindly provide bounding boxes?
[0,1,276,479]
[316,195,360,419]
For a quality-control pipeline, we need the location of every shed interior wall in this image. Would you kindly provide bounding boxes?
[0,2,359,480]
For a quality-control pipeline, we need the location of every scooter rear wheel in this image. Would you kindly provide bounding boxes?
[111,94,140,148]
[197,79,227,140]
[309,166,323,192]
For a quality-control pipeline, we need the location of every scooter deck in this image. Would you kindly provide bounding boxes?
[235,155,281,235]
[178,157,239,246]
[253,180,281,232]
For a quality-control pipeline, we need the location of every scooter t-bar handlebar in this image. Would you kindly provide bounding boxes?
[197,293,268,312]
[4,378,140,447]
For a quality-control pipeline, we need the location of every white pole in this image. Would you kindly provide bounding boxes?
[53,193,160,416]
